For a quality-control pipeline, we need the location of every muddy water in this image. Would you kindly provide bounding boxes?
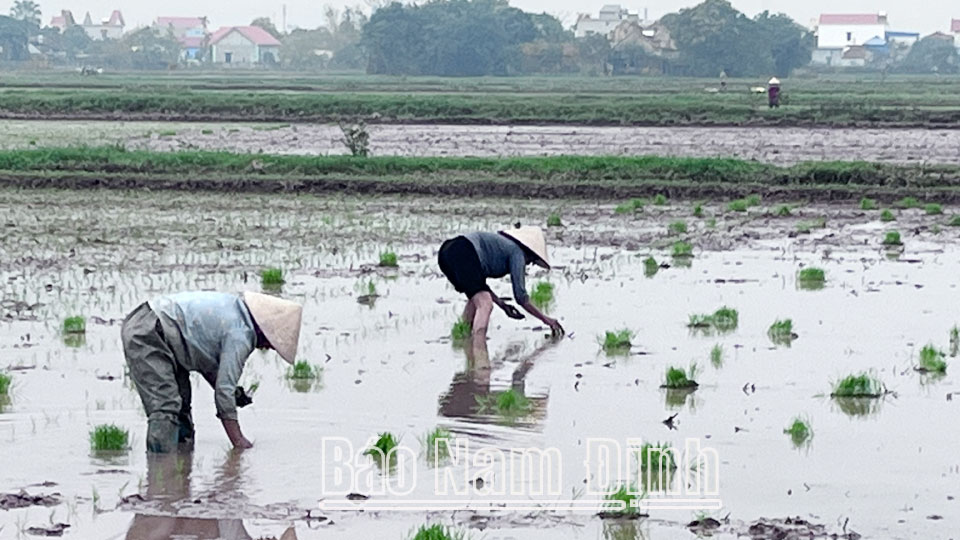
[3,120,960,164]
[1,189,958,539]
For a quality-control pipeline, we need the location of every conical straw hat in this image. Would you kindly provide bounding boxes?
[243,292,302,365]
[500,226,550,269]
[769,77,781,85]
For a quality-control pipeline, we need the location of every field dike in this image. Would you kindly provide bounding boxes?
[2,147,960,201]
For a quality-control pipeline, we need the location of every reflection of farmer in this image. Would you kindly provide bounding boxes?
[122,292,302,453]
[437,226,564,339]
[768,77,781,108]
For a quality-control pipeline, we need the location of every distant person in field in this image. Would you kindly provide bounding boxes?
[122,291,302,453]
[768,77,781,108]
[438,225,564,339]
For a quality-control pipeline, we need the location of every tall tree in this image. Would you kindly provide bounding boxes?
[251,17,282,39]
[899,35,960,74]
[9,0,40,27]
[754,11,814,77]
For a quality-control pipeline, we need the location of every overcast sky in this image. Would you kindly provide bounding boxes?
[16,0,958,35]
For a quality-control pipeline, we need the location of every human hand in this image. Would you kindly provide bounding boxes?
[545,317,565,337]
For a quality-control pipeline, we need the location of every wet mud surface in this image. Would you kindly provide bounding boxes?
[1,189,958,539]
[3,120,960,165]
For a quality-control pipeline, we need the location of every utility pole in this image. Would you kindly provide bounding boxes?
[282,4,287,34]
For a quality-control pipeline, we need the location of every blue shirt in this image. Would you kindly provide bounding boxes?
[148,292,256,421]
[464,231,529,304]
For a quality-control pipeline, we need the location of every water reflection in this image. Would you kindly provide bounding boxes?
[832,397,883,418]
[663,387,698,411]
[603,520,646,540]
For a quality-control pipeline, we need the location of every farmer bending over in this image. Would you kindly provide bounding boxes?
[438,226,564,339]
[122,291,302,453]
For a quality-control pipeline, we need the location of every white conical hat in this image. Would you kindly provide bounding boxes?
[500,226,550,269]
[769,77,781,85]
[243,292,302,365]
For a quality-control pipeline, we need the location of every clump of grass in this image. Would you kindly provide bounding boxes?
[796,217,826,233]
[637,442,677,471]
[710,344,723,368]
[653,194,667,206]
[917,344,947,374]
[773,204,792,217]
[948,216,960,227]
[692,204,703,217]
[600,329,634,353]
[860,198,877,211]
[687,307,738,333]
[90,424,129,452]
[671,241,693,258]
[661,364,699,389]
[158,130,177,137]
[668,221,687,234]
[727,199,748,213]
[615,198,646,214]
[602,484,642,517]
[530,281,555,309]
[951,326,959,357]
[421,427,452,462]
[706,217,717,228]
[745,194,761,206]
[410,524,465,540]
[831,373,884,397]
[897,196,921,209]
[200,129,214,135]
[379,251,398,267]
[364,432,400,465]
[768,319,797,345]
[546,213,563,227]
[784,417,812,447]
[0,372,11,395]
[451,318,471,341]
[925,203,943,215]
[880,209,895,222]
[643,256,659,278]
[287,360,321,380]
[797,267,825,290]
[260,267,284,287]
[63,315,86,334]
[476,388,533,418]
[882,231,902,246]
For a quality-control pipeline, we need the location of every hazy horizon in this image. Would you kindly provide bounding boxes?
[13,0,958,36]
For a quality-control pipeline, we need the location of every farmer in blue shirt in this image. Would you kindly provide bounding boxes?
[438,226,564,339]
[121,291,302,453]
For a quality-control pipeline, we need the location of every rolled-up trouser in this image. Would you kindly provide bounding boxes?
[122,302,194,453]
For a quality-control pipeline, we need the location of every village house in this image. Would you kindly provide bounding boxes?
[953,19,960,49]
[607,20,678,74]
[208,26,281,65]
[155,17,209,60]
[574,4,647,39]
[48,9,124,40]
[813,13,890,66]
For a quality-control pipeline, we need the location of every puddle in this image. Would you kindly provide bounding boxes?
[1,189,957,538]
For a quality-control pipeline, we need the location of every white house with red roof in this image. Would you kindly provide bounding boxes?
[80,10,125,40]
[49,10,76,31]
[208,26,281,65]
[816,13,888,49]
[952,19,960,48]
[155,17,209,60]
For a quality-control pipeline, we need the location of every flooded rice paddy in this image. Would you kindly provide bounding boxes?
[4,120,960,165]
[1,189,958,539]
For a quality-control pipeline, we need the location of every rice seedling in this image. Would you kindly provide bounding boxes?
[530,281,555,309]
[364,432,400,465]
[797,267,825,290]
[601,484,643,517]
[451,318,471,341]
[882,231,902,246]
[158,130,177,137]
[745,194,761,206]
[475,388,533,418]
[706,218,717,228]
[410,524,466,540]
[783,417,812,448]
[671,241,693,258]
[90,424,129,452]
[379,251,398,267]
[796,217,826,233]
[773,204,792,217]
[615,198,645,215]
[710,344,723,368]
[768,319,797,345]
[878,209,895,223]
[727,199,748,213]
[0,372,11,395]
[668,221,687,234]
[688,307,738,333]
[925,203,943,215]
[831,373,884,397]
[859,198,877,210]
[260,267,284,287]
[916,344,947,374]
[897,196,921,209]
[546,213,563,227]
[636,442,677,472]
[643,256,659,278]
[63,315,85,334]
[599,329,633,353]
[950,326,959,357]
[949,215,960,227]
[661,363,699,389]
[692,204,703,217]
[287,360,321,380]
[653,194,668,206]
[421,427,452,462]
[200,129,214,135]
